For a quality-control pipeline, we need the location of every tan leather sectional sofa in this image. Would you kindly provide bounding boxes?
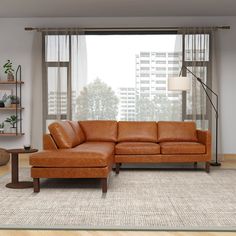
[30,120,211,193]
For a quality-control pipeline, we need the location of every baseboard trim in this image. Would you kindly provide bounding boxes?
[223,154,236,159]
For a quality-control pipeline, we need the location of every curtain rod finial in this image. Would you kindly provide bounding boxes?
[25,27,34,31]
[222,26,230,29]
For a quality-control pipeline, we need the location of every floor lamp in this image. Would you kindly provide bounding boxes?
[168,65,221,166]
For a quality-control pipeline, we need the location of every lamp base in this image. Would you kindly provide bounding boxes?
[210,162,221,166]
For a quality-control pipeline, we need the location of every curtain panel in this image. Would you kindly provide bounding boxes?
[42,30,87,131]
[178,27,216,130]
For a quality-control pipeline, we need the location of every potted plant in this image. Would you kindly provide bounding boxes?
[9,95,20,108]
[3,60,15,81]
[5,115,20,131]
[0,122,4,133]
[2,94,11,108]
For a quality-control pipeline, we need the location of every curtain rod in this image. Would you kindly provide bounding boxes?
[25,26,230,32]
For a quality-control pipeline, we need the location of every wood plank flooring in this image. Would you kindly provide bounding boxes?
[0,230,236,236]
[0,154,235,236]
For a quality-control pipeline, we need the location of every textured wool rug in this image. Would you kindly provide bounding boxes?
[0,168,236,231]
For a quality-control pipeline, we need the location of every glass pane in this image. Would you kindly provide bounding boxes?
[45,35,69,62]
[185,34,209,61]
[47,67,68,115]
[71,34,183,121]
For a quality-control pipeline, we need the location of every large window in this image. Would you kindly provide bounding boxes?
[42,32,211,130]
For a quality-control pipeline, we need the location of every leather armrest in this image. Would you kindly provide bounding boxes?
[43,134,58,150]
[197,130,211,155]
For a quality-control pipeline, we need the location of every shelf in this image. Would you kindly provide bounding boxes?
[0,107,24,111]
[0,80,24,84]
[0,133,25,137]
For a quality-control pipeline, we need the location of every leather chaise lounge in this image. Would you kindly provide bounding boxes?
[29,120,211,193]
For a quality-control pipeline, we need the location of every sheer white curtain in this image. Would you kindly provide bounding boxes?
[30,32,43,149]
[179,27,214,130]
[71,33,88,120]
[44,30,87,129]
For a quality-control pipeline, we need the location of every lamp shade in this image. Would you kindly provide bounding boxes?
[168,76,191,91]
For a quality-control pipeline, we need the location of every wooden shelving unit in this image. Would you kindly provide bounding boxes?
[0,65,24,136]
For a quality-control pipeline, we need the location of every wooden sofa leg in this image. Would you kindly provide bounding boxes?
[101,178,107,193]
[115,163,120,174]
[194,162,197,169]
[205,162,210,173]
[33,178,40,193]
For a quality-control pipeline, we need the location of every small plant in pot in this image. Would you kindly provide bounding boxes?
[5,115,20,130]
[0,122,4,133]
[8,95,20,108]
[3,60,15,81]
[2,94,11,108]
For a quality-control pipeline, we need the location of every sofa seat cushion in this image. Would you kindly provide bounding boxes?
[30,142,114,168]
[160,142,205,155]
[115,142,161,155]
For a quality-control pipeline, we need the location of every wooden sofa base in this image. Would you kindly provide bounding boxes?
[31,167,110,193]
[115,161,210,174]
[33,177,108,193]
[115,154,211,174]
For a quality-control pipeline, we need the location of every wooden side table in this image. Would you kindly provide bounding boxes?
[6,148,38,189]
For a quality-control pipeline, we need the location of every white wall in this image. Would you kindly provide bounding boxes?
[0,17,235,153]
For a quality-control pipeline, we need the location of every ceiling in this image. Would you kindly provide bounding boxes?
[1,0,236,18]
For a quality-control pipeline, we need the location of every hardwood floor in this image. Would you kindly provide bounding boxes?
[0,154,235,236]
[0,230,236,236]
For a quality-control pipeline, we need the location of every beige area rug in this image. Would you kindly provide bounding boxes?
[0,168,236,231]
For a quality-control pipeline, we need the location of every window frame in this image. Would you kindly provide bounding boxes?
[42,30,212,130]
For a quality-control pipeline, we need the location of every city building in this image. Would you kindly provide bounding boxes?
[117,87,136,120]
[135,51,182,101]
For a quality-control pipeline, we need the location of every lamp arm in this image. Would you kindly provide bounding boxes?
[198,80,218,115]
[196,77,218,97]
[181,65,218,114]
[182,65,217,95]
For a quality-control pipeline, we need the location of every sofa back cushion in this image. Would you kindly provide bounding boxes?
[118,121,158,142]
[79,120,117,142]
[157,121,198,142]
[48,121,84,149]
[68,121,85,144]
